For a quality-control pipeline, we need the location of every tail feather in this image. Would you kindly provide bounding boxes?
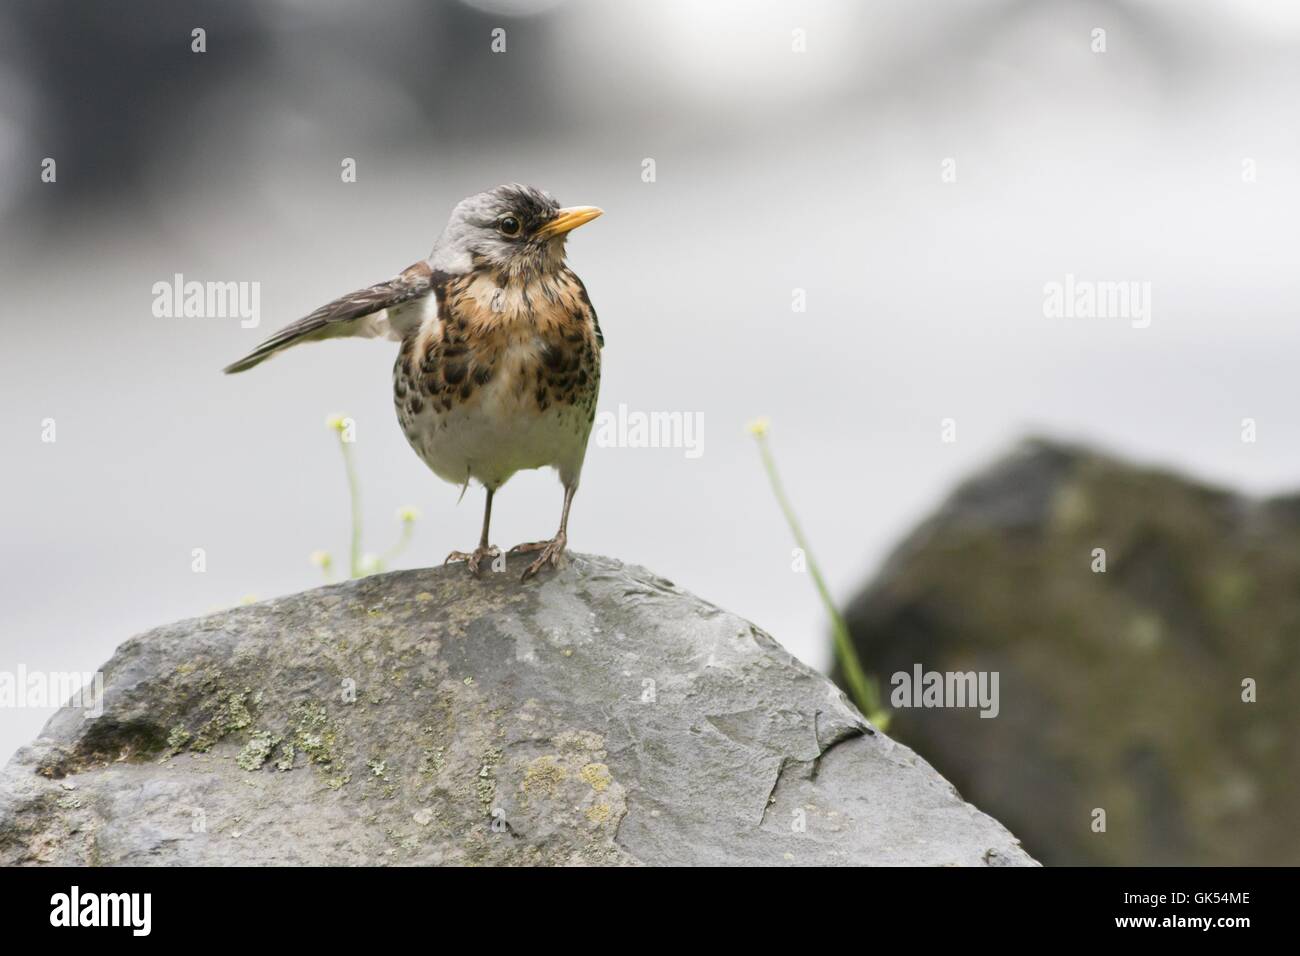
[222,260,435,374]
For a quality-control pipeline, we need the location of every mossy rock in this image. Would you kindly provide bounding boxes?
[0,555,1034,866]
[840,438,1299,866]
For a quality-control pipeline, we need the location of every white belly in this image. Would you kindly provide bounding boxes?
[399,360,593,490]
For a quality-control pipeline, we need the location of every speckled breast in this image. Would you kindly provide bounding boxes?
[392,267,602,488]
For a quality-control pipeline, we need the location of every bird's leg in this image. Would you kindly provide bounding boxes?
[444,488,500,576]
[510,484,576,581]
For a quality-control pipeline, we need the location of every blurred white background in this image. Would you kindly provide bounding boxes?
[2,0,1298,762]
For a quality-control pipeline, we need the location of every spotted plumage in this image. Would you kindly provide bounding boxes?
[394,264,601,489]
[224,184,605,579]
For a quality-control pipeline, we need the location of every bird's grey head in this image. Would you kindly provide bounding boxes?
[428,184,602,280]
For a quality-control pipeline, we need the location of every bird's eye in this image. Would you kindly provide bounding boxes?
[498,216,522,237]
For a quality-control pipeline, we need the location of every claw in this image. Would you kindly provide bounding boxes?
[516,532,567,581]
[444,546,500,577]
[508,540,549,555]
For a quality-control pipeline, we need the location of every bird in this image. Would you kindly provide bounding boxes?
[223,184,604,580]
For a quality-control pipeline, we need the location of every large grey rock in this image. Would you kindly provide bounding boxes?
[1,554,1033,866]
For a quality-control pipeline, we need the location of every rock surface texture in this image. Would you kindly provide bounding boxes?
[1,555,1034,866]
[842,439,1298,866]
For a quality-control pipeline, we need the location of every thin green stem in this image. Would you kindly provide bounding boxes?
[338,437,363,579]
[381,520,415,567]
[754,431,889,729]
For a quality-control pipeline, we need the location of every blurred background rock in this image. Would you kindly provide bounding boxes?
[841,439,1300,865]
[2,0,1298,866]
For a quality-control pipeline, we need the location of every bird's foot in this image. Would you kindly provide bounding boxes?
[509,532,567,581]
[444,545,501,577]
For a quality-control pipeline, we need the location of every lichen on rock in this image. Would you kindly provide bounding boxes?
[0,553,1035,866]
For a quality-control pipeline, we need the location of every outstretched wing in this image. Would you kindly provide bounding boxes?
[223,261,434,374]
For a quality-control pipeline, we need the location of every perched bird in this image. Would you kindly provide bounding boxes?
[224,184,604,580]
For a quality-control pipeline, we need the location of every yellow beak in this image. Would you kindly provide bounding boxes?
[536,205,603,239]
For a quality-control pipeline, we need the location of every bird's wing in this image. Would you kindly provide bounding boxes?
[223,260,435,374]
